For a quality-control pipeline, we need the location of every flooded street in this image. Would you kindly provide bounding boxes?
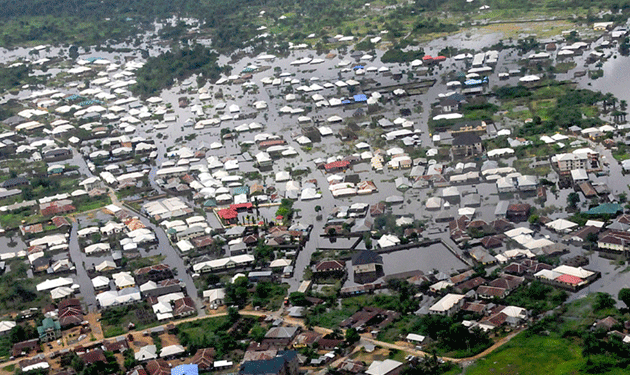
[2,19,630,322]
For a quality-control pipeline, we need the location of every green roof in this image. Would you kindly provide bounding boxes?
[584,203,623,215]
[37,317,60,334]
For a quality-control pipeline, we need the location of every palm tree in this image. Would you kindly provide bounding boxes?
[622,100,628,111]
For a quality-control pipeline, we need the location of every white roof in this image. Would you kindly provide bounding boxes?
[0,321,16,333]
[429,294,464,312]
[36,277,74,291]
[270,259,292,268]
[552,265,594,278]
[135,345,157,361]
[160,344,185,357]
[501,306,527,318]
[505,227,533,238]
[365,360,403,375]
[92,276,110,289]
[585,220,605,228]
[203,288,226,302]
[545,218,578,232]
[405,333,425,343]
[523,238,555,250]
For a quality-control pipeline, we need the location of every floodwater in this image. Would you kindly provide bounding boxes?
[4,23,630,299]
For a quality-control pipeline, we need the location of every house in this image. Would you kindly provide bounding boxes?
[58,298,83,328]
[1,177,29,189]
[135,345,158,362]
[203,288,226,306]
[451,134,483,159]
[351,250,383,284]
[598,230,630,252]
[171,365,199,375]
[313,260,346,278]
[239,351,299,375]
[37,317,61,342]
[476,285,508,299]
[140,279,184,298]
[127,366,148,375]
[173,297,196,317]
[428,294,465,316]
[80,349,107,365]
[291,331,321,348]
[146,359,171,375]
[264,326,299,345]
[191,348,216,370]
[12,339,40,358]
[365,359,403,375]
[43,147,72,162]
[506,204,531,222]
[160,344,185,359]
[340,307,400,331]
[454,276,486,293]
[134,264,173,284]
[0,321,16,336]
[103,337,129,353]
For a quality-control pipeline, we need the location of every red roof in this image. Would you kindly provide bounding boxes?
[217,208,238,220]
[422,55,433,61]
[556,274,583,285]
[324,160,350,170]
[230,203,253,210]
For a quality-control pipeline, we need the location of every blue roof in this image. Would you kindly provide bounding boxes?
[232,186,250,195]
[352,65,365,70]
[85,57,105,63]
[78,99,103,107]
[353,94,368,102]
[464,79,482,86]
[172,365,199,375]
[341,100,352,104]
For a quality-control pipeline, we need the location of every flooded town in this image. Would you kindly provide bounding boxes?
[3,5,630,375]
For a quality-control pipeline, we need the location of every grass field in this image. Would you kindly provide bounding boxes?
[465,294,628,375]
[465,333,586,375]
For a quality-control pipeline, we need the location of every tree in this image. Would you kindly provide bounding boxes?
[228,306,240,323]
[618,288,630,308]
[593,292,616,311]
[288,292,310,306]
[250,324,267,343]
[225,276,250,307]
[528,214,540,226]
[586,232,599,250]
[567,192,581,210]
[345,328,360,344]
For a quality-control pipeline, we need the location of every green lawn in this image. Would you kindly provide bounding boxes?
[465,294,629,375]
[465,333,585,375]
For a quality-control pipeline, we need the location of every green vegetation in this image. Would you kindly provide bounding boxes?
[466,293,630,375]
[99,303,160,337]
[504,280,568,315]
[382,48,425,64]
[133,45,223,97]
[0,65,45,92]
[0,261,49,316]
[276,198,295,225]
[495,83,613,137]
[177,313,254,358]
[253,281,289,310]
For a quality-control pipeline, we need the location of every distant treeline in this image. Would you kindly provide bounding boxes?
[2,0,630,50]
